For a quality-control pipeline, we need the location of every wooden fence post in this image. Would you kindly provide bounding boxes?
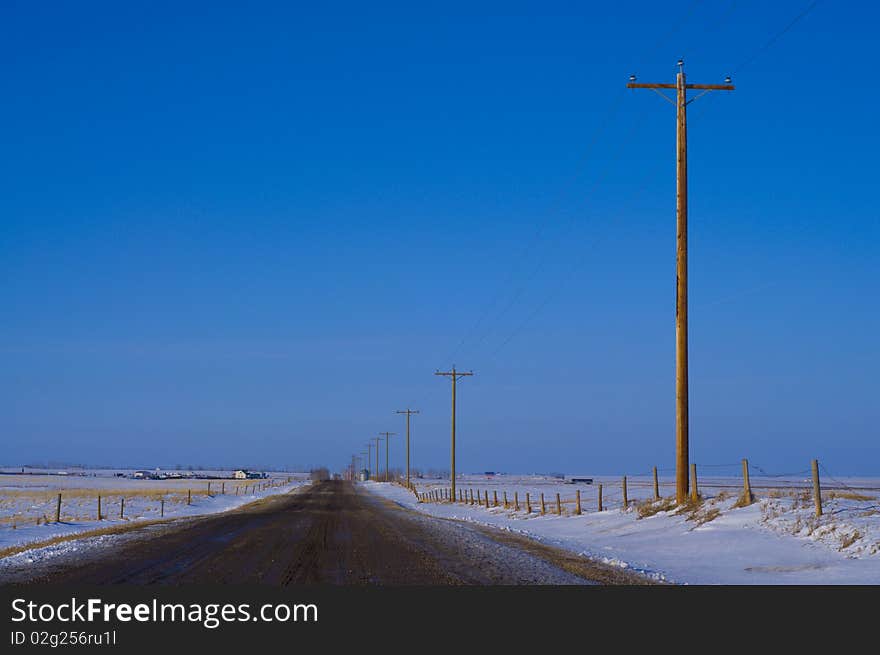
[55,494,62,523]
[622,476,628,508]
[221,482,225,494]
[598,484,603,512]
[493,490,498,507]
[690,463,699,502]
[120,497,125,519]
[187,489,192,505]
[503,491,508,508]
[160,498,165,517]
[97,495,102,521]
[556,493,562,515]
[812,459,822,518]
[575,489,582,515]
[540,493,546,515]
[653,466,660,500]
[526,492,531,514]
[207,482,211,496]
[514,492,519,511]
[741,458,752,505]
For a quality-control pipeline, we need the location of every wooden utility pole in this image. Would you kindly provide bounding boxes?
[435,366,473,502]
[366,442,373,480]
[374,436,382,481]
[396,409,420,489]
[627,60,734,504]
[378,432,395,482]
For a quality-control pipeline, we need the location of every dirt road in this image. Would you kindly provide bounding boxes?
[0,481,648,585]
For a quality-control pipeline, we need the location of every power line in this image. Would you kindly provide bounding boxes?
[446,2,725,368]
[731,0,820,75]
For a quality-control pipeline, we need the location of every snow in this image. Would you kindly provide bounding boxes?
[363,475,880,584]
[0,470,311,555]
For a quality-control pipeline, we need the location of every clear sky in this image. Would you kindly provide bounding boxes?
[1,1,877,475]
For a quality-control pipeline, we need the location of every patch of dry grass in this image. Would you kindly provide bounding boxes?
[0,519,172,560]
[731,492,755,509]
[826,490,875,502]
[839,530,863,550]
[636,497,677,519]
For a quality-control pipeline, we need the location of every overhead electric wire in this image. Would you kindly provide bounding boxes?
[443,1,715,367]
[731,0,820,75]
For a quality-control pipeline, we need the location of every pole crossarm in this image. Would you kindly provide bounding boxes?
[627,83,734,90]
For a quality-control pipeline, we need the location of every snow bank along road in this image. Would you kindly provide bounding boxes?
[0,481,650,585]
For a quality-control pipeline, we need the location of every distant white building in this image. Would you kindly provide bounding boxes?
[234,469,266,480]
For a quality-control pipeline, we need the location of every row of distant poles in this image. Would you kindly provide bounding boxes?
[349,367,472,500]
[350,61,734,506]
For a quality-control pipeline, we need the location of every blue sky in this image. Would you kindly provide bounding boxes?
[1,1,877,475]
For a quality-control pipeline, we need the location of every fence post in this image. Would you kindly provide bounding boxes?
[812,459,822,518]
[556,493,562,515]
[503,491,508,508]
[598,484,603,512]
[540,493,546,515]
[120,497,125,519]
[741,458,752,505]
[187,489,192,505]
[526,492,532,513]
[690,463,699,502]
[160,498,165,517]
[576,489,582,515]
[221,482,225,495]
[55,494,62,523]
[514,492,520,511]
[493,490,498,507]
[207,482,211,496]
[484,490,489,508]
[622,476,628,508]
[653,466,660,500]
[97,495,102,521]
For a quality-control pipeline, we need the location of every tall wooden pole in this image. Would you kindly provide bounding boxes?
[451,375,456,495]
[627,62,734,504]
[374,437,381,482]
[675,66,690,505]
[378,432,395,482]
[366,442,373,480]
[435,367,473,502]
[396,409,420,490]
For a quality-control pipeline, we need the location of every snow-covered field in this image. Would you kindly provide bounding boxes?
[0,469,311,554]
[364,474,880,584]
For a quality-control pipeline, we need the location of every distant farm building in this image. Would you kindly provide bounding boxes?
[234,470,267,480]
[566,476,594,484]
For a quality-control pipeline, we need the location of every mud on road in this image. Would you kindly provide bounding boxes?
[0,481,650,585]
